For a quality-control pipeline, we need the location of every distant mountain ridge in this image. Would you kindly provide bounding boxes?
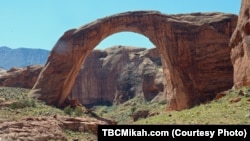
[0,46,49,70]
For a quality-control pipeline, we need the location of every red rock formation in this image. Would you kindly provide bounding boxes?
[70,46,159,106]
[0,116,109,140]
[230,0,250,88]
[141,57,164,101]
[0,65,43,88]
[29,11,237,110]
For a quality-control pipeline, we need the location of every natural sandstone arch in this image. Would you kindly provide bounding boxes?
[29,11,237,110]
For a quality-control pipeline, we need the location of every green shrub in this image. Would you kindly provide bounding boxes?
[130,106,136,114]
[9,98,36,109]
[63,105,74,115]
[23,98,36,107]
[9,101,26,109]
[74,106,83,116]
[63,106,83,116]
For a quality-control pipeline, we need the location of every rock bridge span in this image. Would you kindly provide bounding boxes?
[29,11,237,110]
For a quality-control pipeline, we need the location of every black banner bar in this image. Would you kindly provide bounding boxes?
[98,125,250,141]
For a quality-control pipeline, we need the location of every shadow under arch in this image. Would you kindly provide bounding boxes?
[29,10,237,110]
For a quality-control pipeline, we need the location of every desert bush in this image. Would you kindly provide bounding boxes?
[63,105,74,115]
[130,106,136,114]
[9,98,36,109]
[63,105,83,116]
[74,106,84,116]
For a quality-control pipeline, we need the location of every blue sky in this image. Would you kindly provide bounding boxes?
[0,0,241,50]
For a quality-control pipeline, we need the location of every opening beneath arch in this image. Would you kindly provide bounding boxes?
[95,32,155,50]
[69,31,166,108]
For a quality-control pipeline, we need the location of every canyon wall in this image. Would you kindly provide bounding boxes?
[230,0,250,88]
[70,46,164,107]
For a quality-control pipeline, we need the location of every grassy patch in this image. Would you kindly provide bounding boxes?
[134,87,250,125]
[64,130,97,141]
[0,87,66,121]
[93,87,250,125]
[93,95,166,124]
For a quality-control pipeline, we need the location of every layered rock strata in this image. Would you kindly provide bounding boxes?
[70,46,164,107]
[230,0,250,88]
[0,116,108,141]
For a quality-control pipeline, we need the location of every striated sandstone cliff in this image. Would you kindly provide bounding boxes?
[70,46,164,107]
[29,11,237,110]
[230,0,250,88]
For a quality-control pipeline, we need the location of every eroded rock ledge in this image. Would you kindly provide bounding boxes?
[0,115,109,141]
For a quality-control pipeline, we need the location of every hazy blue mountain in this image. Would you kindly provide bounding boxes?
[0,46,50,70]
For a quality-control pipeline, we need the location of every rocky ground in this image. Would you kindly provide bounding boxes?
[0,87,115,141]
[0,116,105,141]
